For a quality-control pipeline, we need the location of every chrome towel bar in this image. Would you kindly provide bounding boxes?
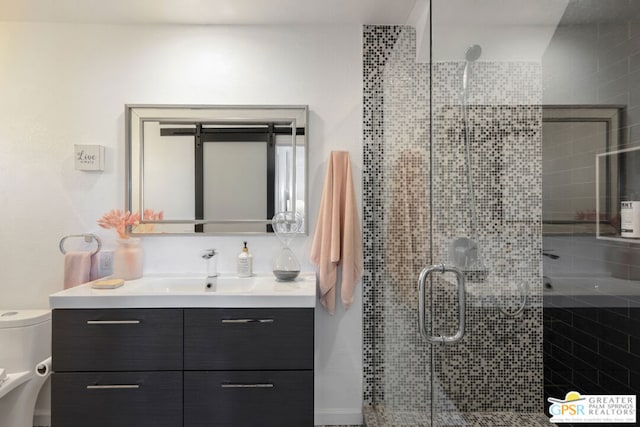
[59,233,102,255]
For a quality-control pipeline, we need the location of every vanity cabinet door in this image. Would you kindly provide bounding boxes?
[52,371,182,427]
[53,309,183,372]
[184,308,314,370]
[184,370,313,427]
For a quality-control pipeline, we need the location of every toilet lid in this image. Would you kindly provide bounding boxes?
[0,310,51,328]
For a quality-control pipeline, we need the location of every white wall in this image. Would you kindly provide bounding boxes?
[0,22,363,425]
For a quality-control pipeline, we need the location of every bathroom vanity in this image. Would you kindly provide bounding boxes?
[49,274,315,427]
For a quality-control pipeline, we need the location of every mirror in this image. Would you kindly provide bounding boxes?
[542,105,623,237]
[126,105,308,235]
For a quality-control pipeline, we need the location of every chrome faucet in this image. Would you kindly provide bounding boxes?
[202,249,216,259]
[202,249,218,278]
[203,249,218,291]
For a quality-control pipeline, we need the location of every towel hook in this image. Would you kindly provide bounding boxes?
[59,234,102,256]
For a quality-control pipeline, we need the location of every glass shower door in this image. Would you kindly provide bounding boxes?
[374,25,434,424]
[427,0,547,424]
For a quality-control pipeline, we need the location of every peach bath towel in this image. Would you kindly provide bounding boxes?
[311,151,364,314]
[64,252,98,289]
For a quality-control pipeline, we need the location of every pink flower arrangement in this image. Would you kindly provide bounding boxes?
[97,210,141,239]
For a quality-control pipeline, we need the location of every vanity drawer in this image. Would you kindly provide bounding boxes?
[53,309,183,372]
[52,371,182,427]
[184,308,313,370]
[184,370,313,427]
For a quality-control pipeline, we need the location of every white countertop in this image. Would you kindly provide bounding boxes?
[50,273,317,309]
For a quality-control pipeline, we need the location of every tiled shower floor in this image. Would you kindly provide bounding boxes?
[362,406,554,427]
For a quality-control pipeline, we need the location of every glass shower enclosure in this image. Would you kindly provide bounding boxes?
[363,0,640,425]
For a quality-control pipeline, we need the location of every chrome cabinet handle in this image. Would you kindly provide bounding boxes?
[86,320,141,325]
[221,319,274,324]
[86,384,140,390]
[221,383,274,388]
[418,264,466,345]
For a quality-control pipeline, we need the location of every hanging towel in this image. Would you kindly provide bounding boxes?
[64,252,98,289]
[310,151,364,315]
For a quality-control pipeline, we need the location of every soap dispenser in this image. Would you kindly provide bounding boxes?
[237,241,253,277]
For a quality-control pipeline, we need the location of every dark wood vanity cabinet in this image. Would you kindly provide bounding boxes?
[184,370,314,427]
[51,308,314,427]
[184,308,314,370]
[51,309,184,427]
[184,308,314,427]
[52,308,183,372]
[52,371,183,427]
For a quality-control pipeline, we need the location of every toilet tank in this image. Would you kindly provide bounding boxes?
[0,310,51,373]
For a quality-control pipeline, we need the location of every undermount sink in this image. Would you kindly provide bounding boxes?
[49,273,317,309]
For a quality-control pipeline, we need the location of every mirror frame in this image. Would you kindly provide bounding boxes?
[125,104,308,235]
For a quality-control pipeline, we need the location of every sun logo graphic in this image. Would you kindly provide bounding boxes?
[548,391,586,417]
[548,391,636,423]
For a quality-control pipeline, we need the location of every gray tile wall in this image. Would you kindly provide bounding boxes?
[541,2,640,284]
[544,305,640,408]
[542,2,640,143]
[541,0,640,408]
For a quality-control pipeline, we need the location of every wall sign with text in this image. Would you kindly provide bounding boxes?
[74,145,105,171]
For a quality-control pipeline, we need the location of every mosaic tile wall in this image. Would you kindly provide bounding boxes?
[362,25,403,406]
[362,25,544,416]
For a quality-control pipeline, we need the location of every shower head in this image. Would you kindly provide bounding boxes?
[462,44,482,93]
[465,44,482,62]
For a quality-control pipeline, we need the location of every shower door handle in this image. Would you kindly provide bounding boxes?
[418,264,466,345]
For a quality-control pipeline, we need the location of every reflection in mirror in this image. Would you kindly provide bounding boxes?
[542,106,623,237]
[126,105,307,235]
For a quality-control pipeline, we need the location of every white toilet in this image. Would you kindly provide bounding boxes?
[0,309,51,427]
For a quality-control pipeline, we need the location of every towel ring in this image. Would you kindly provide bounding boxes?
[59,234,102,255]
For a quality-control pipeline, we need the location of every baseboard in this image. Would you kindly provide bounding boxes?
[314,408,363,425]
[36,409,361,426]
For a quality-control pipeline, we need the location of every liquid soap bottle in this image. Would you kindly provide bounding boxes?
[237,241,253,277]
